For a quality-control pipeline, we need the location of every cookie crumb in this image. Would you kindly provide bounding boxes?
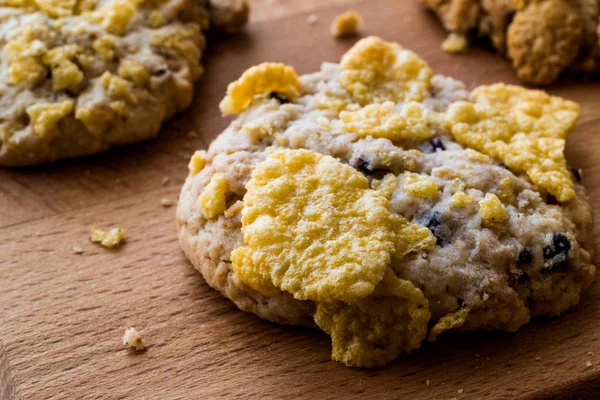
[73,246,84,255]
[330,10,362,38]
[458,389,464,394]
[307,14,318,25]
[535,356,541,361]
[90,227,126,249]
[586,361,593,368]
[425,379,430,386]
[588,351,594,356]
[187,130,198,138]
[162,176,170,186]
[122,327,146,350]
[442,33,468,53]
[160,198,173,208]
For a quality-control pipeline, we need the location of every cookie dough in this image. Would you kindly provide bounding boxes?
[422,0,600,84]
[177,37,595,367]
[0,0,248,166]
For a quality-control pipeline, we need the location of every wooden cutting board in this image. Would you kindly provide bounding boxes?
[2,0,600,398]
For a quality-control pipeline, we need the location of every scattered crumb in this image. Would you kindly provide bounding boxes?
[330,10,362,38]
[587,361,593,368]
[588,351,594,356]
[442,33,468,53]
[122,327,146,350]
[458,389,464,394]
[449,398,458,400]
[36,232,41,236]
[187,130,198,138]
[90,227,126,249]
[535,356,541,361]
[425,380,430,386]
[161,176,170,186]
[307,14,318,25]
[73,246,84,255]
[160,198,173,208]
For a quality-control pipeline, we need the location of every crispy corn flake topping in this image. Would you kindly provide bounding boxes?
[338,36,433,105]
[188,150,208,176]
[479,193,509,222]
[428,308,469,341]
[340,101,432,142]
[198,173,228,219]
[231,149,433,303]
[403,172,438,199]
[444,84,580,202]
[26,100,74,138]
[219,63,301,115]
[314,269,430,367]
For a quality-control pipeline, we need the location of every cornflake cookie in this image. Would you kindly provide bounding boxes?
[421,0,600,84]
[177,37,595,367]
[0,0,249,166]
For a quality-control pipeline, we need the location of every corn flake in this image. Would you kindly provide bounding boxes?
[340,101,432,142]
[445,84,579,202]
[231,149,401,302]
[198,173,228,219]
[338,36,433,105]
[220,63,301,115]
[314,269,430,367]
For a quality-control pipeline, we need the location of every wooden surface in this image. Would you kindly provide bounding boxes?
[1,0,600,398]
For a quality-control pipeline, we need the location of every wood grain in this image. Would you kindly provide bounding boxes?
[1,0,600,398]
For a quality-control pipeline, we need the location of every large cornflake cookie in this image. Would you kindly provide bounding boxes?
[177,36,596,367]
[0,0,248,166]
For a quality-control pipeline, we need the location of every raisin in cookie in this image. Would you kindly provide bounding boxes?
[422,0,600,84]
[177,37,595,367]
[0,0,248,166]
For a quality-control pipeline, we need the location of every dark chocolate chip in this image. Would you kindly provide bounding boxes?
[46,70,52,80]
[518,248,533,266]
[352,157,389,177]
[543,233,571,260]
[424,211,443,246]
[430,137,446,152]
[153,68,167,77]
[268,91,290,104]
[546,194,560,205]
[570,168,582,183]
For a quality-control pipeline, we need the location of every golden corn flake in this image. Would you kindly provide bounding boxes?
[198,173,228,219]
[479,193,509,221]
[445,84,580,202]
[402,172,438,199]
[90,227,126,248]
[449,191,473,208]
[340,101,432,142]
[428,308,469,341]
[26,100,74,138]
[118,59,150,87]
[219,62,301,115]
[188,150,208,176]
[392,216,437,258]
[338,36,433,105]
[101,0,136,36]
[314,269,430,367]
[34,0,76,17]
[231,149,400,302]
